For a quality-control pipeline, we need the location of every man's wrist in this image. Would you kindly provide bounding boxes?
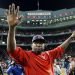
[9,26,16,31]
[70,35,74,40]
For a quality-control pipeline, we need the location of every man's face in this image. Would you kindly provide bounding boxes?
[31,41,45,54]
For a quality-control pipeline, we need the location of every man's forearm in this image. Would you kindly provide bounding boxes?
[59,35,73,50]
[7,26,16,52]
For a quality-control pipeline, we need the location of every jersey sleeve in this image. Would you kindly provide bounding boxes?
[46,46,64,60]
[8,47,29,66]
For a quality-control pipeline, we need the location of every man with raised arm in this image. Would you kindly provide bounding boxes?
[6,3,75,75]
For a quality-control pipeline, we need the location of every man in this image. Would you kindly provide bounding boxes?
[54,59,61,75]
[7,60,24,75]
[6,3,75,75]
[69,58,75,75]
[64,56,71,74]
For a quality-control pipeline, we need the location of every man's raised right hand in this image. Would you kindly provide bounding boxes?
[5,3,22,27]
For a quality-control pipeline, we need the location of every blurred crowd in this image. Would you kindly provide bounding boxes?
[54,56,75,75]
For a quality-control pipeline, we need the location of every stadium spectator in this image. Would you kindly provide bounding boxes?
[54,59,61,75]
[6,3,75,75]
[69,57,75,75]
[7,60,24,75]
[64,56,71,74]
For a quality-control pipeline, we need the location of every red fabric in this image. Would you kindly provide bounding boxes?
[8,46,64,75]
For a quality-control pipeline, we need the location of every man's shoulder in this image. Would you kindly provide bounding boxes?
[16,47,31,52]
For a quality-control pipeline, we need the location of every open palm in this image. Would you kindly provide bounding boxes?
[6,3,21,27]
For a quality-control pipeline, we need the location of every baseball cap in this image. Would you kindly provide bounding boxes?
[32,35,45,43]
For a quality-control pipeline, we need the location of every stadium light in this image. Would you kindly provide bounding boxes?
[1,18,4,21]
[27,21,30,23]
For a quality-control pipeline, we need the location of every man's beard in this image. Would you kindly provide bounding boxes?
[32,48,44,54]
